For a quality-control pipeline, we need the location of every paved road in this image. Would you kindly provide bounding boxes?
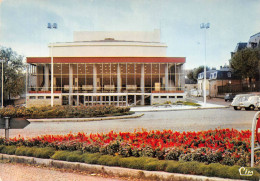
[1,105,258,138]
[0,162,124,181]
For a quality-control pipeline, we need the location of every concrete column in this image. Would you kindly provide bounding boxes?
[165,63,168,91]
[44,64,49,91]
[134,95,136,105]
[117,64,121,93]
[126,95,128,106]
[93,64,97,93]
[36,65,39,91]
[69,64,73,105]
[109,96,111,105]
[141,64,145,105]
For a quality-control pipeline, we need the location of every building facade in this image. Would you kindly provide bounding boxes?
[26,30,186,107]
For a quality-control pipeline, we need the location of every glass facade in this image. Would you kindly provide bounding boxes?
[27,62,184,106]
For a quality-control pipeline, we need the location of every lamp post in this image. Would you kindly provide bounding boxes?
[47,23,57,107]
[200,22,210,105]
[0,59,4,108]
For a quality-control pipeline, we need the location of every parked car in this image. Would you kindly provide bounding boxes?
[239,95,260,110]
[231,94,254,110]
[224,93,235,102]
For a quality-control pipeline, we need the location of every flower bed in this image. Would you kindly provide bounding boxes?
[1,129,258,167]
[0,105,131,118]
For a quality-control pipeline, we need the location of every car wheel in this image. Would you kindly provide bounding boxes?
[234,106,241,110]
[249,105,255,110]
[225,99,227,102]
[245,107,250,110]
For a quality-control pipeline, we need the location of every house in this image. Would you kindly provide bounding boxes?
[197,69,215,96]
[247,32,260,49]
[208,67,241,97]
[26,29,186,107]
[231,42,247,58]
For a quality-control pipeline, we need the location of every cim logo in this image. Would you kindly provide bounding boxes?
[239,167,253,176]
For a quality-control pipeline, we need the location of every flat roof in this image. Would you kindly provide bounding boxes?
[27,57,186,64]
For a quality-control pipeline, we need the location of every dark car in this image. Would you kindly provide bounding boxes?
[224,93,235,102]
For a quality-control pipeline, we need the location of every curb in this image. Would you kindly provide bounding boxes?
[28,113,144,122]
[0,153,238,181]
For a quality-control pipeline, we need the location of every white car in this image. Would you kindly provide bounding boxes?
[231,94,254,110]
[239,95,260,110]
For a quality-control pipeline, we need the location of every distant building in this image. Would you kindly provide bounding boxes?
[208,67,241,97]
[26,29,186,107]
[231,42,247,58]
[197,70,216,96]
[184,79,197,96]
[247,32,260,49]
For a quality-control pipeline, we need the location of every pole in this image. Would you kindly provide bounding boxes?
[1,60,3,108]
[4,117,9,140]
[203,27,207,105]
[51,43,54,107]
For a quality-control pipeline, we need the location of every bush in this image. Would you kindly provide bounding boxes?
[33,147,55,158]
[1,146,16,155]
[82,153,102,164]
[0,105,131,119]
[51,151,70,161]
[66,151,83,162]
[15,146,29,156]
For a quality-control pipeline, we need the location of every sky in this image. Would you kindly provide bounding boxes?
[0,0,260,69]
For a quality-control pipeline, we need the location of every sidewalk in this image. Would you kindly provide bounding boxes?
[130,102,229,112]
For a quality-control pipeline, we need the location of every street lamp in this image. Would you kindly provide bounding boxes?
[200,22,210,105]
[47,23,58,107]
[0,59,4,108]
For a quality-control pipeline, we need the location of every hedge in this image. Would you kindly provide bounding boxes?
[0,145,259,180]
[0,105,131,119]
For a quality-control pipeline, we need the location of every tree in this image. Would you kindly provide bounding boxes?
[230,48,260,83]
[191,66,210,80]
[0,47,25,104]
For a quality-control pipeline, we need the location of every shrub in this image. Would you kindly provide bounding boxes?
[0,105,131,119]
[24,147,37,157]
[66,151,83,162]
[1,146,16,155]
[144,160,168,171]
[51,151,70,161]
[33,147,55,158]
[82,153,102,164]
[15,146,29,156]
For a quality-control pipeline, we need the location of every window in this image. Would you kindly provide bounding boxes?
[54,96,59,99]
[154,96,159,98]
[29,96,36,99]
[46,96,51,99]
[169,96,175,98]
[161,96,167,98]
[177,96,183,98]
[38,96,44,99]
[227,72,231,78]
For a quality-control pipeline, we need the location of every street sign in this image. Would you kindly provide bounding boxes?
[256,116,260,144]
[0,118,30,129]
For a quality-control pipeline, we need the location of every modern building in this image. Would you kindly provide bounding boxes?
[26,29,186,107]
